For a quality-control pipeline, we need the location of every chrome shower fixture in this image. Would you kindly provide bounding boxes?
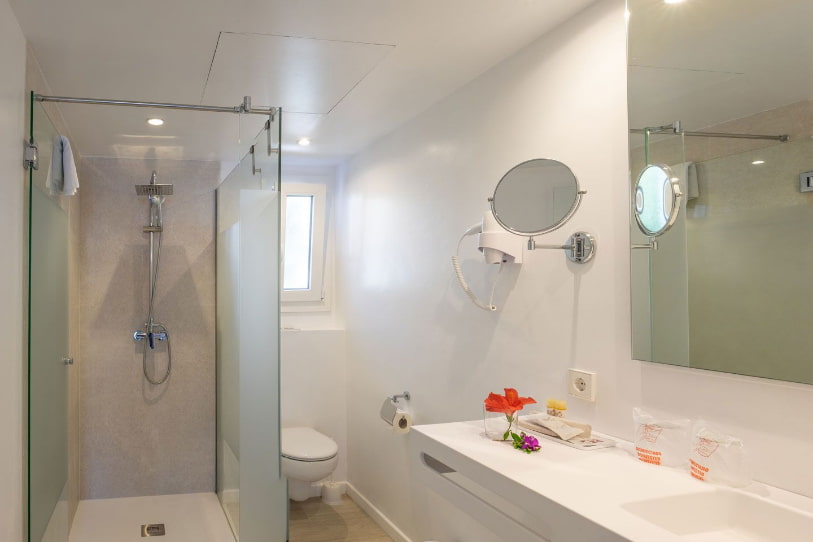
[133,170,174,385]
[136,171,173,232]
[135,171,174,196]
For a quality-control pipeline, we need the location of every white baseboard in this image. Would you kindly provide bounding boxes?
[220,488,239,504]
[345,482,413,542]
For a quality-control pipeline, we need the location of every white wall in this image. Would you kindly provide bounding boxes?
[0,0,27,540]
[337,0,813,539]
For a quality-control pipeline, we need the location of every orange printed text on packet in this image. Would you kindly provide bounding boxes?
[636,447,662,465]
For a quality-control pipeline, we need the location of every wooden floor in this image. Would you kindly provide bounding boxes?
[289,495,393,542]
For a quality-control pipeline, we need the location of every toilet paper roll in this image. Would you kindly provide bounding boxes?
[380,398,413,433]
[391,409,413,434]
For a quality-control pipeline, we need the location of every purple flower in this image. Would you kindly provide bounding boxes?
[510,431,541,453]
[521,434,540,452]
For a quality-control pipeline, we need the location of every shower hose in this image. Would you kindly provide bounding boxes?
[142,229,172,385]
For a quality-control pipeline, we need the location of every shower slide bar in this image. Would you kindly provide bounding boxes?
[34,94,278,118]
[630,122,788,142]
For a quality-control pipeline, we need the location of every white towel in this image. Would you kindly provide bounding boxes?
[671,161,699,200]
[46,135,79,196]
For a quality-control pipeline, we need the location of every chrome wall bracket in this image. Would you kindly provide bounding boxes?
[250,145,261,175]
[24,139,39,170]
[528,231,597,263]
[388,391,411,402]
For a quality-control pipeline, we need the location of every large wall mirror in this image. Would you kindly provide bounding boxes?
[628,0,813,384]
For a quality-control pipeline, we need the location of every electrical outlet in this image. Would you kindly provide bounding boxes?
[568,369,596,402]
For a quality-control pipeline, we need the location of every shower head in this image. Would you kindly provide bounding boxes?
[135,171,173,196]
[135,184,173,196]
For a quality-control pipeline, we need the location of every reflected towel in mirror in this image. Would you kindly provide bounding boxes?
[46,135,79,196]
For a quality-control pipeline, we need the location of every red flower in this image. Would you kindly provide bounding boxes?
[484,388,536,416]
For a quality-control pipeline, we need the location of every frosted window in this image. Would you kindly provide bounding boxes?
[283,195,314,290]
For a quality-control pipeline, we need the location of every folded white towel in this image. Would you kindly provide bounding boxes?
[671,161,699,200]
[46,135,79,196]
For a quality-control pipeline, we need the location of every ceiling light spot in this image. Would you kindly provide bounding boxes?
[297,137,311,147]
[664,0,685,4]
[752,160,765,165]
[147,118,164,126]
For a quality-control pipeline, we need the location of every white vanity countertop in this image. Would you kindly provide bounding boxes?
[412,421,813,541]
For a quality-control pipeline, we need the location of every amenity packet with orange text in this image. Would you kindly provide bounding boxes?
[632,407,690,468]
[689,421,750,487]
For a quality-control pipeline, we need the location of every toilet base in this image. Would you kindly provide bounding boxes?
[322,481,343,505]
[288,478,314,502]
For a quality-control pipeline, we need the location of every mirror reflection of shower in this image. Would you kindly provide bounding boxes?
[133,171,174,385]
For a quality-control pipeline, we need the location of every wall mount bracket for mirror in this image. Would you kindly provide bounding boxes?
[527,232,597,263]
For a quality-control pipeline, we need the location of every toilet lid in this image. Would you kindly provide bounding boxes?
[281,427,338,461]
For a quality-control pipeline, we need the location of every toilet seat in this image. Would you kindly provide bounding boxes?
[281,427,338,462]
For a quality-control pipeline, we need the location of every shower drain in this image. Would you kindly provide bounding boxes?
[141,524,166,537]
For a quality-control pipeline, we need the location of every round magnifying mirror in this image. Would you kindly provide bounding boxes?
[633,164,683,237]
[490,158,582,236]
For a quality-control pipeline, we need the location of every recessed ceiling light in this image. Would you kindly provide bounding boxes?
[297,137,311,146]
[147,118,164,126]
[664,0,685,4]
[752,160,765,165]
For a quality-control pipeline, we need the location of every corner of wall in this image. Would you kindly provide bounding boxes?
[0,1,29,540]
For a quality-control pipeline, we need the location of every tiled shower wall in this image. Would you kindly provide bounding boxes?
[79,158,217,499]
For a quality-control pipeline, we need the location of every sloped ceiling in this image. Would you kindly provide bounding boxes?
[11,0,597,164]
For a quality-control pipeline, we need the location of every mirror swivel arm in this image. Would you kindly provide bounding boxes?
[527,239,572,250]
[632,240,659,250]
[527,231,597,263]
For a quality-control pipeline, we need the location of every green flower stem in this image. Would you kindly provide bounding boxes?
[502,413,515,441]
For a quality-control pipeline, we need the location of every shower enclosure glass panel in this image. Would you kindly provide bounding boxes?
[28,102,71,542]
[630,131,689,366]
[216,115,286,541]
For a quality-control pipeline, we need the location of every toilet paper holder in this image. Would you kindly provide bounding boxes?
[388,391,411,402]
[381,392,414,433]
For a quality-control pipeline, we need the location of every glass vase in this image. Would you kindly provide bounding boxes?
[483,406,514,441]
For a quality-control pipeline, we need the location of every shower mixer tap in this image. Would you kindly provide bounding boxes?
[133,326,168,349]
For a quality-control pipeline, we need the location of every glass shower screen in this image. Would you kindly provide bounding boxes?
[216,113,287,541]
[28,100,72,542]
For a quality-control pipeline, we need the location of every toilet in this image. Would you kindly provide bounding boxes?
[281,427,339,502]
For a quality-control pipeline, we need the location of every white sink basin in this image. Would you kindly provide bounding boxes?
[622,490,813,541]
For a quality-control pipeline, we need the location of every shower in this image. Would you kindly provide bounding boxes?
[133,171,174,385]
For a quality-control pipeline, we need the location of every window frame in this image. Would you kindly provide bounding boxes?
[280,182,327,305]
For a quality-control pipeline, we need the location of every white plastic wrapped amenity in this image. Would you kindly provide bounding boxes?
[689,421,751,487]
[632,407,690,467]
